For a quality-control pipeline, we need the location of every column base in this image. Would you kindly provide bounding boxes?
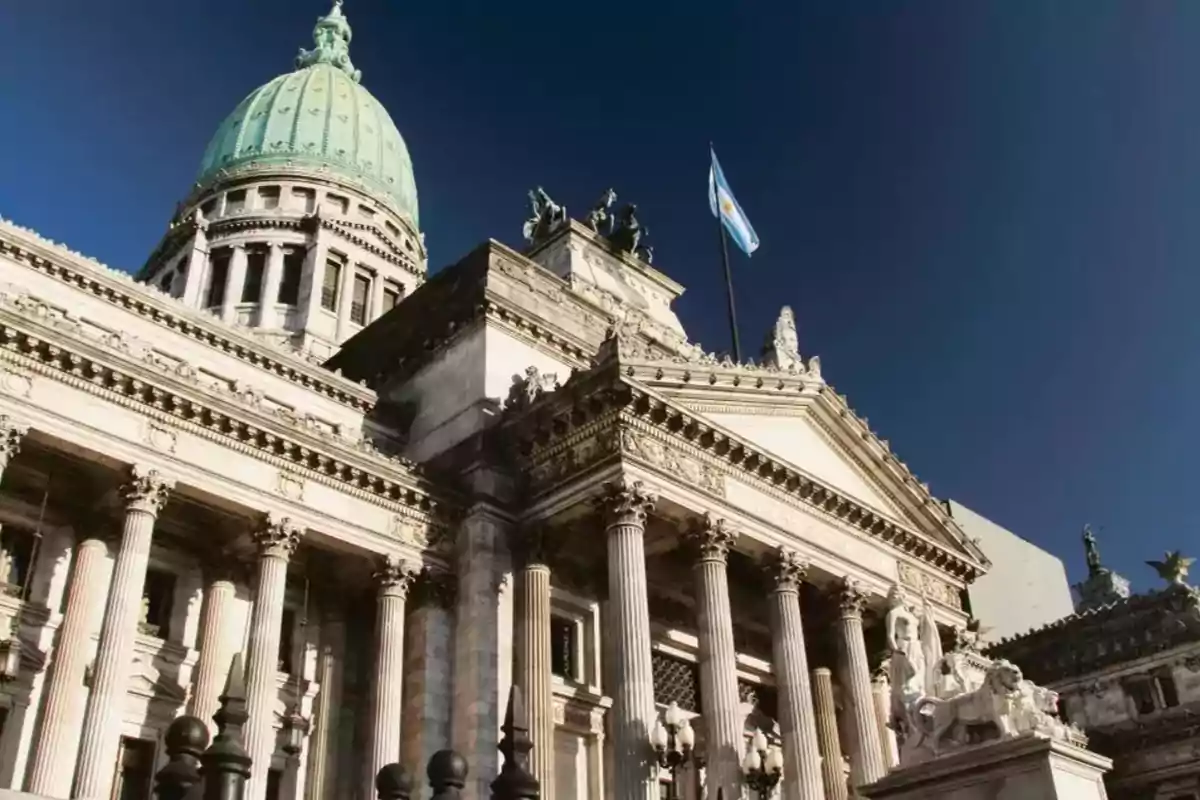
[859,734,1111,800]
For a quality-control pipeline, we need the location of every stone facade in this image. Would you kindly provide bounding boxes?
[0,4,1016,800]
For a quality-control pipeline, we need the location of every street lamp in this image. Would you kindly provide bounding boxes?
[651,702,695,800]
[742,729,783,800]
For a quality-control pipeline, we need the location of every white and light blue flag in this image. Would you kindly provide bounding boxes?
[708,148,760,256]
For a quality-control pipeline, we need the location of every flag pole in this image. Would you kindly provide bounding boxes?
[711,145,743,362]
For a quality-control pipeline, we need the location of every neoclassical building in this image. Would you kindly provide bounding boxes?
[0,4,1010,800]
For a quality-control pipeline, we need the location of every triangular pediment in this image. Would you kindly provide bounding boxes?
[703,408,910,521]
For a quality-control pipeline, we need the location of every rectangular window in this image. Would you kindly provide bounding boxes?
[258,186,280,210]
[1125,678,1157,716]
[350,272,370,324]
[320,258,342,311]
[381,282,403,313]
[324,193,349,215]
[265,769,283,800]
[550,615,577,680]
[291,187,316,214]
[241,249,266,303]
[358,204,376,220]
[1157,671,1180,708]
[384,221,400,238]
[199,199,216,219]
[225,189,247,214]
[140,569,176,640]
[158,272,173,293]
[205,250,230,308]
[277,248,303,305]
[278,608,296,674]
[113,737,156,800]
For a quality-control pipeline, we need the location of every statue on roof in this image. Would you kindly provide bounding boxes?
[1147,550,1195,588]
[1082,524,1102,575]
[609,204,647,256]
[585,189,618,235]
[761,306,803,372]
[522,187,567,247]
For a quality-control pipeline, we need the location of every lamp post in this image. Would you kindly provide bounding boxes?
[650,702,695,800]
[742,729,783,800]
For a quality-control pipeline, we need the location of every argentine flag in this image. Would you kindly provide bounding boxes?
[708,148,760,256]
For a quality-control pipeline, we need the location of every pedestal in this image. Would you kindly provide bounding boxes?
[859,735,1111,800]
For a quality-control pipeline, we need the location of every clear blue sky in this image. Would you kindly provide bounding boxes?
[3,1,1197,592]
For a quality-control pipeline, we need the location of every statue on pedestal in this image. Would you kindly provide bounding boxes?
[522,187,567,246]
[585,189,618,235]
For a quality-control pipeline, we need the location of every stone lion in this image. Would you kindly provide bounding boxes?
[912,659,1025,755]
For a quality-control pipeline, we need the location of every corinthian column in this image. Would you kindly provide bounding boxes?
[26,534,111,798]
[402,571,456,800]
[598,478,658,800]
[764,549,824,800]
[306,602,345,800]
[188,561,238,728]
[366,555,417,799]
[512,526,556,796]
[0,416,28,476]
[244,515,303,800]
[836,579,886,790]
[686,514,741,800]
[74,466,173,800]
[812,668,847,800]
[871,669,898,769]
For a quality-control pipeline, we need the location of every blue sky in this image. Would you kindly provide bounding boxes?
[3,1,1198,592]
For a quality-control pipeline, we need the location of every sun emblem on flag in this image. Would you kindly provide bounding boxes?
[721,199,734,214]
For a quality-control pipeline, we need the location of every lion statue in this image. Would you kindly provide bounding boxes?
[911,659,1025,755]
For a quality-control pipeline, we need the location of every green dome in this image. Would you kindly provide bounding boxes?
[196,1,418,227]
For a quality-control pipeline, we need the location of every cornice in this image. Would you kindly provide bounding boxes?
[0,216,376,411]
[503,364,984,582]
[0,289,461,526]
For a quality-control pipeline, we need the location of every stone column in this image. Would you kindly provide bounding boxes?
[813,668,847,800]
[402,571,456,800]
[182,218,210,306]
[836,579,886,790]
[598,479,658,800]
[25,534,111,798]
[299,230,329,330]
[764,549,825,800]
[74,466,173,800]
[306,605,345,800]
[366,555,417,799]
[187,561,238,728]
[221,244,248,324]
[871,670,898,769]
[369,271,387,324]
[685,515,741,800]
[244,515,303,800]
[259,243,286,329]
[512,527,556,796]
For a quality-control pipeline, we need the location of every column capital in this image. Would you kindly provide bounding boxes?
[252,514,302,560]
[509,524,559,570]
[837,577,868,619]
[765,547,809,592]
[373,554,418,598]
[685,513,736,564]
[410,568,457,610]
[0,416,28,465]
[120,465,174,515]
[597,478,658,528]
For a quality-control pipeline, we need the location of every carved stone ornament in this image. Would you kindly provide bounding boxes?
[504,366,559,412]
[410,569,457,610]
[837,577,868,618]
[0,416,28,468]
[761,306,804,372]
[120,465,174,515]
[253,514,303,559]
[374,555,418,598]
[597,478,658,528]
[685,513,736,564]
[766,547,809,593]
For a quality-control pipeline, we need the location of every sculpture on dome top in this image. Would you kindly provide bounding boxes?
[522,187,567,246]
[761,306,803,372]
[296,0,362,82]
[585,189,618,235]
[1147,550,1195,588]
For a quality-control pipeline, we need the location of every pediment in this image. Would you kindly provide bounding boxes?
[704,408,908,521]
